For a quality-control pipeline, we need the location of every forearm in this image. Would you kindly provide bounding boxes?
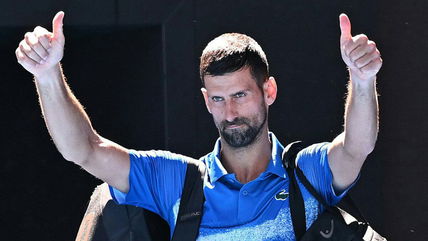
[342,72,379,158]
[35,64,97,164]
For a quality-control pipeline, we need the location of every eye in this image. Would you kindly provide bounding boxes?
[211,96,224,102]
[234,92,246,98]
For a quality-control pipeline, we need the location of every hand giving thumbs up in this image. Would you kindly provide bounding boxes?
[339,13,382,82]
[16,11,65,79]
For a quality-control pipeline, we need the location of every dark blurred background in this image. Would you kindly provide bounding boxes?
[1,0,427,240]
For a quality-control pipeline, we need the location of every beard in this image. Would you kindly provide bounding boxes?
[218,104,267,148]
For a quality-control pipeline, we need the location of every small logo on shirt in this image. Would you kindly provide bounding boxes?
[275,190,289,201]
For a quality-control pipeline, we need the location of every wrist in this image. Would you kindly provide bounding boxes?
[34,64,63,85]
[349,69,376,89]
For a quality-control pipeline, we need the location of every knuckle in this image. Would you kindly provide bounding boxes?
[360,34,368,40]
[368,41,376,51]
[35,26,50,38]
[15,52,21,61]
[345,48,352,57]
[34,26,44,32]
[19,43,26,51]
[355,60,364,68]
[22,46,31,53]
[374,51,381,58]
[349,52,359,62]
[24,36,33,45]
[356,34,368,43]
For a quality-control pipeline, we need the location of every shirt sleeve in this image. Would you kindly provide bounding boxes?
[296,142,359,205]
[108,149,189,220]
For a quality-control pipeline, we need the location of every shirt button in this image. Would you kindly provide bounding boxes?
[242,190,248,196]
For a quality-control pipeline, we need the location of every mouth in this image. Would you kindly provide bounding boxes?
[221,118,249,131]
[225,124,243,129]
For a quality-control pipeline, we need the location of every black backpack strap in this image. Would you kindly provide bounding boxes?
[294,165,331,208]
[295,162,367,222]
[282,141,307,240]
[171,160,206,241]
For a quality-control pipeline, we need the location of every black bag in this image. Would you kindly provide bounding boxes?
[283,141,387,241]
[76,160,205,241]
[75,183,170,241]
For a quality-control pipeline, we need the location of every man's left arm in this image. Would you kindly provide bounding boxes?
[328,14,383,191]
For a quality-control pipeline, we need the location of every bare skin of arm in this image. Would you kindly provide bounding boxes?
[328,14,382,191]
[15,11,130,193]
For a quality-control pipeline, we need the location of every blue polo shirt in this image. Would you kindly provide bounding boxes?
[109,133,353,240]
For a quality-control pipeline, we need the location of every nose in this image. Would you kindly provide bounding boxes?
[225,100,238,122]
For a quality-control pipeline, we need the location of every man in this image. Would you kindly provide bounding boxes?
[16,11,381,240]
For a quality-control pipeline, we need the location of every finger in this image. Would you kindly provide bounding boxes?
[360,58,382,74]
[354,49,380,69]
[343,34,368,57]
[339,13,352,44]
[34,26,52,50]
[52,11,65,42]
[25,32,49,60]
[349,40,376,63]
[20,39,43,64]
[16,47,39,69]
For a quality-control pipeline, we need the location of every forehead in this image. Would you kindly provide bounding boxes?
[204,67,259,94]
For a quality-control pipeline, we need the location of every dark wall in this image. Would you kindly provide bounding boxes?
[1,26,164,239]
[376,1,428,239]
[1,0,427,240]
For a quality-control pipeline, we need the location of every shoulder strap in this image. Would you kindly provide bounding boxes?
[295,161,367,222]
[282,141,307,240]
[288,142,368,223]
[294,165,331,208]
[171,160,206,241]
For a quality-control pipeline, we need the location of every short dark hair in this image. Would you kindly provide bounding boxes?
[199,33,269,88]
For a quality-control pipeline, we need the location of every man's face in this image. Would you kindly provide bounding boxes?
[202,67,268,148]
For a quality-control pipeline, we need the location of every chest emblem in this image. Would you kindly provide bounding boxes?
[275,189,289,201]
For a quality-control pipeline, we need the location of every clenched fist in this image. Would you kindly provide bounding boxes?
[15,11,65,79]
[339,14,382,83]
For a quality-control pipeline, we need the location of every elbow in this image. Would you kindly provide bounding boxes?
[59,149,90,166]
[365,142,376,156]
[345,139,377,161]
[362,136,377,156]
[342,131,378,159]
[56,135,98,166]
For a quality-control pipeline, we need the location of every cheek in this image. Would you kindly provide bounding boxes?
[209,102,226,115]
[209,108,224,124]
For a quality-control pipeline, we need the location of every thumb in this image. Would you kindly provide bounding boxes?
[339,13,352,44]
[52,11,65,41]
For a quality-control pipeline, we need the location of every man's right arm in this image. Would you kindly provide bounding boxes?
[15,11,130,193]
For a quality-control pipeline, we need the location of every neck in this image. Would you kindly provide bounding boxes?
[220,128,272,184]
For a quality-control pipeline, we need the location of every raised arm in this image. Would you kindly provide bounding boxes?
[328,14,382,191]
[15,11,130,193]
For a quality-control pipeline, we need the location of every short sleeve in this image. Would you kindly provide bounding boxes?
[296,142,358,205]
[109,150,190,220]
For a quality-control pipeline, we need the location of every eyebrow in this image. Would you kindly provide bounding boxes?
[208,89,251,99]
[228,89,250,97]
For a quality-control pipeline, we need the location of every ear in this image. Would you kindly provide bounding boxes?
[263,76,277,106]
[201,87,212,113]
